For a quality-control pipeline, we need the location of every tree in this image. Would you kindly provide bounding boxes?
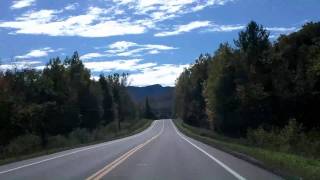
[235,21,270,63]
[175,54,210,127]
[144,97,155,119]
[233,21,272,135]
[176,21,320,136]
[204,43,234,131]
[270,22,320,129]
[79,82,103,130]
[99,75,114,125]
[235,21,271,84]
[106,73,137,130]
[0,51,140,153]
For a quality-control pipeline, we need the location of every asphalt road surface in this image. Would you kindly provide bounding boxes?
[0,120,282,180]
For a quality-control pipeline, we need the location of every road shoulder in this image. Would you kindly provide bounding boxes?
[172,119,306,180]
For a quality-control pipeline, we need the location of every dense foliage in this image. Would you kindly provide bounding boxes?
[175,21,320,137]
[0,52,141,156]
[143,97,155,119]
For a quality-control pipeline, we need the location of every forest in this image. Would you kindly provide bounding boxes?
[175,21,320,157]
[0,52,152,159]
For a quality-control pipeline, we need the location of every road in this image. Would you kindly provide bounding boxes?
[0,120,282,180]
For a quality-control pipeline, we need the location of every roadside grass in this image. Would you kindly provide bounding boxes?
[0,119,153,166]
[173,119,320,180]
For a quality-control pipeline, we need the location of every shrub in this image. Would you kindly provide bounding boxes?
[92,126,109,141]
[47,135,69,149]
[104,122,118,134]
[5,134,41,156]
[247,119,320,158]
[68,128,92,144]
[247,127,282,150]
[279,119,303,152]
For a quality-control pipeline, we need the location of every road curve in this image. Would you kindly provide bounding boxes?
[0,120,282,180]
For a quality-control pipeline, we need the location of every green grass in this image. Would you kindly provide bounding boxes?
[173,119,320,180]
[0,119,153,166]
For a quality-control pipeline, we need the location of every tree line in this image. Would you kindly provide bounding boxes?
[175,21,320,137]
[0,52,151,156]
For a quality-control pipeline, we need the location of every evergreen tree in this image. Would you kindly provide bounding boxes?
[175,21,320,137]
[99,75,114,125]
[144,97,155,119]
[0,51,139,148]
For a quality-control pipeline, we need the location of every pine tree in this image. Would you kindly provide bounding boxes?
[144,97,155,119]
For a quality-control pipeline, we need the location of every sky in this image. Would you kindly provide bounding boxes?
[0,0,319,86]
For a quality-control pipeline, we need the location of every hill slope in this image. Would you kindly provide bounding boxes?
[127,84,174,118]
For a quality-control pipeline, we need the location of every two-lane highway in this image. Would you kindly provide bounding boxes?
[0,120,282,180]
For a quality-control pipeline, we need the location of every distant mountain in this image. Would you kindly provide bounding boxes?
[127,84,174,118]
[127,84,173,102]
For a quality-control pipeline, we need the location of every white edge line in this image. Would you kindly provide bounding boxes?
[170,120,246,180]
[0,121,158,174]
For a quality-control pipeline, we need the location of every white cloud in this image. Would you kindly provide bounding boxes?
[149,50,160,54]
[15,47,55,59]
[267,27,298,32]
[0,57,187,87]
[81,53,108,60]
[83,57,188,87]
[109,41,138,51]
[143,44,177,50]
[64,3,78,11]
[267,26,299,39]
[155,21,246,37]
[114,0,233,22]
[116,48,146,57]
[11,0,36,9]
[16,60,41,65]
[2,1,233,37]
[205,24,245,32]
[0,7,146,37]
[34,65,46,70]
[191,0,234,12]
[129,64,189,87]
[16,9,59,22]
[106,41,177,57]
[0,60,42,70]
[83,59,156,72]
[155,21,211,37]
[81,41,177,60]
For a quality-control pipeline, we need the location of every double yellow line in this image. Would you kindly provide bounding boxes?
[86,121,164,180]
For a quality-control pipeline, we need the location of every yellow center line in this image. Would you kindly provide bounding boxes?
[86,120,164,180]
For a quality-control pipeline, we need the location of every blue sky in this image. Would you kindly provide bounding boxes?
[0,0,319,86]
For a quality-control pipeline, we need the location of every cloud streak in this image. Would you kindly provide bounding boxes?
[0,7,146,37]
[15,47,56,59]
[11,0,36,9]
[155,21,299,37]
[81,53,108,60]
[84,59,157,72]
[81,41,177,60]
[113,0,233,22]
[155,21,245,37]
[129,64,189,87]
[155,21,211,37]
[0,60,42,70]
[205,24,245,32]
[267,27,298,32]
[267,26,299,39]
[1,1,233,38]
[64,3,79,11]
[107,41,178,57]
[85,58,188,87]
